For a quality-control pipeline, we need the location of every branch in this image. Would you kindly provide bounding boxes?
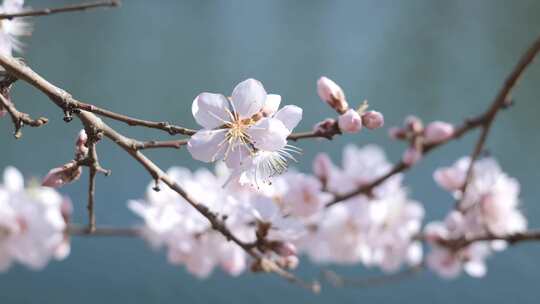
[458,35,540,210]
[325,35,540,208]
[0,54,319,293]
[133,139,188,150]
[67,224,141,237]
[0,82,48,138]
[0,0,120,20]
[322,264,424,288]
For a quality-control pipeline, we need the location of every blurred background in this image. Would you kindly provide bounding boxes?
[1,0,540,302]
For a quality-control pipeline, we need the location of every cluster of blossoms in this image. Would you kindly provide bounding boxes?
[0,167,70,271]
[130,144,425,277]
[424,157,526,278]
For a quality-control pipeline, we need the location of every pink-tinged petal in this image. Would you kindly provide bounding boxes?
[187,129,227,162]
[337,109,362,133]
[424,121,454,144]
[317,76,348,113]
[362,111,384,129]
[247,118,288,151]
[262,94,281,116]
[231,79,267,118]
[3,166,24,191]
[3,0,24,12]
[402,147,422,166]
[274,105,302,131]
[433,167,465,192]
[225,144,252,169]
[192,93,231,129]
[42,162,82,188]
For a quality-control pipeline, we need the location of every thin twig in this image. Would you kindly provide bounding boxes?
[0,0,120,20]
[133,139,188,150]
[0,87,48,138]
[0,55,318,293]
[458,35,540,210]
[67,224,141,237]
[322,264,424,288]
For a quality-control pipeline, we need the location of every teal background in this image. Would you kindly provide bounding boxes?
[1,0,540,302]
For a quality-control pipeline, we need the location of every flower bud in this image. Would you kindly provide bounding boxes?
[338,109,362,133]
[276,242,298,257]
[388,127,407,140]
[402,147,422,166]
[42,162,82,188]
[424,121,454,144]
[405,115,423,133]
[312,118,337,134]
[317,76,348,113]
[75,129,88,158]
[362,111,384,129]
[313,153,334,181]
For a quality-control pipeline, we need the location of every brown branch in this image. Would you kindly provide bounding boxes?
[458,35,540,210]
[325,36,540,208]
[0,0,120,20]
[133,139,188,150]
[425,229,540,251]
[322,264,424,288]
[0,54,318,293]
[67,224,141,237]
[0,81,48,138]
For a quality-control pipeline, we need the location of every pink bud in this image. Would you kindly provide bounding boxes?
[362,111,384,129]
[338,109,362,133]
[317,76,348,113]
[276,242,298,257]
[388,127,407,140]
[75,129,88,158]
[424,121,455,144]
[405,115,423,133]
[313,153,334,181]
[433,167,465,192]
[312,118,337,134]
[42,162,82,188]
[402,147,422,166]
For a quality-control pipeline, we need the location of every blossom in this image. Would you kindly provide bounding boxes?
[188,79,302,185]
[0,0,31,56]
[338,109,363,133]
[402,146,422,166]
[317,76,348,113]
[129,166,251,278]
[0,166,70,271]
[362,110,384,129]
[41,161,82,188]
[278,171,332,218]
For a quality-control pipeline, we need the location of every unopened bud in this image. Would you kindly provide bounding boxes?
[276,242,297,257]
[424,121,454,144]
[313,153,334,181]
[388,127,407,140]
[402,147,422,166]
[317,76,348,113]
[313,118,337,134]
[361,111,384,129]
[338,109,362,133]
[42,162,82,188]
[405,115,423,133]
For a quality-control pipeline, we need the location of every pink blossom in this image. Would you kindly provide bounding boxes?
[362,111,384,129]
[424,121,454,144]
[316,76,348,113]
[338,109,363,133]
[312,153,335,182]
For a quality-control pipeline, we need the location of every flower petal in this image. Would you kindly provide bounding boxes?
[225,144,252,169]
[231,79,267,118]
[262,94,281,116]
[3,166,23,192]
[187,129,227,162]
[274,105,302,131]
[192,93,231,129]
[247,118,288,151]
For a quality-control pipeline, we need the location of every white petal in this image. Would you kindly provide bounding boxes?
[464,260,487,277]
[192,93,231,129]
[231,79,267,118]
[262,94,281,115]
[274,105,302,131]
[187,130,227,162]
[225,144,252,169]
[247,118,288,152]
[3,166,24,191]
